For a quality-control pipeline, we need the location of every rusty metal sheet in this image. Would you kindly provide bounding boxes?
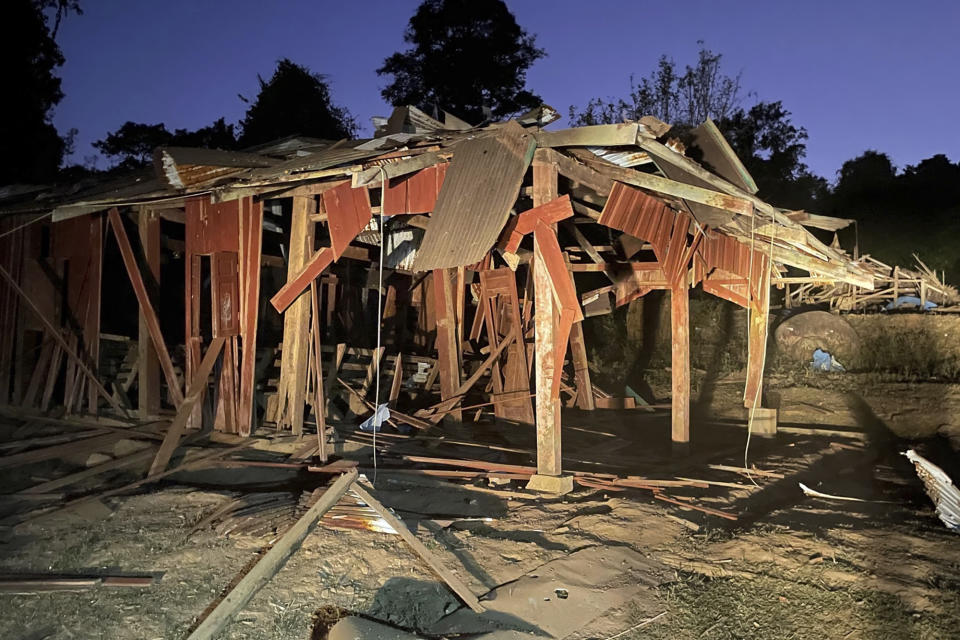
[322,181,372,260]
[412,121,536,271]
[697,233,768,308]
[598,182,675,260]
[156,147,278,190]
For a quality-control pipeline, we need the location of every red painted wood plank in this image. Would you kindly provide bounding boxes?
[269,248,334,313]
[322,181,371,260]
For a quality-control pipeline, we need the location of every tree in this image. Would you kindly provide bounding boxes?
[570,45,742,127]
[93,118,237,170]
[718,101,827,210]
[1,0,81,184]
[378,0,545,124]
[571,46,826,210]
[238,59,356,147]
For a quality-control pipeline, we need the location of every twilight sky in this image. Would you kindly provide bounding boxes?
[52,0,959,181]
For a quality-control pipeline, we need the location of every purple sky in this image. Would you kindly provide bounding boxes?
[53,0,959,180]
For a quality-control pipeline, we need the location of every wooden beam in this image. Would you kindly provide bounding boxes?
[185,470,359,640]
[351,482,484,613]
[432,268,461,422]
[670,281,690,453]
[148,337,225,476]
[106,209,184,407]
[137,207,161,417]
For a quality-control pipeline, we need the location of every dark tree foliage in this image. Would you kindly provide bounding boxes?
[570,45,742,127]
[93,118,237,170]
[238,59,356,147]
[378,0,545,124]
[1,0,81,185]
[571,46,826,211]
[718,101,828,210]
[829,151,960,280]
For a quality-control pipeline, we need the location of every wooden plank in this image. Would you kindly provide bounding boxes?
[670,281,690,452]
[0,432,121,470]
[148,338,225,476]
[22,445,156,494]
[107,209,184,407]
[351,482,484,613]
[0,262,124,415]
[185,469,359,640]
[568,322,595,410]
[389,353,403,404]
[25,440,256,526]
[309,283,327,461]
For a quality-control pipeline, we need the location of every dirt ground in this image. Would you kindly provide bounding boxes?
[1,372,960,639]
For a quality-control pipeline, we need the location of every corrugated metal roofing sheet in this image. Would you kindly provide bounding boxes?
[412,121,536,271]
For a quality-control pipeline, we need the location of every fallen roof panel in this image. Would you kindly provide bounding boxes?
[412,121,536,271]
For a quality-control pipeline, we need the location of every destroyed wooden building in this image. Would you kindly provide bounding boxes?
[0,106,875,490]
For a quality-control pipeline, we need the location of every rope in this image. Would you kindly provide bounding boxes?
[372,167,388,485]
[743,212,776,487]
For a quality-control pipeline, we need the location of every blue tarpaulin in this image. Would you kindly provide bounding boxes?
[811,348,845,372]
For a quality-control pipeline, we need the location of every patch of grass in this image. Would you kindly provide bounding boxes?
[624,571,959,640]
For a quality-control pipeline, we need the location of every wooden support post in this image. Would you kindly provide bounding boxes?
[106,209,184,407]
[527,158,570,493]
[186,469,359,640]
[568,321,595,410]
[670,281,690,455]
[148,337,225,476]
[432,268,461,422]
[85,216,102,415]
[309,282,327,462]
[277,196,315,435]
[137,207,161,417]
[237,199,263,436]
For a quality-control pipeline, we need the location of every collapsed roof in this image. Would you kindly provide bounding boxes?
[0,104,874,293]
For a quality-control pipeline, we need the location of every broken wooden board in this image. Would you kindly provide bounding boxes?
[413,121,536,270]
[186,469,358,640]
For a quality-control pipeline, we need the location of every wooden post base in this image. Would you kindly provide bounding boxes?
[751,407,778,437]
[526,474,574,495]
